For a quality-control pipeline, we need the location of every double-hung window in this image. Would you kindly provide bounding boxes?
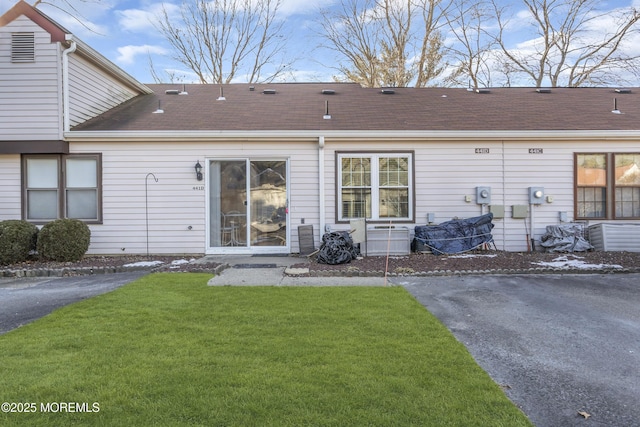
[575,153,640,219]
[614,154,640,218]
[23,154,102,223]
[338,152,413,222]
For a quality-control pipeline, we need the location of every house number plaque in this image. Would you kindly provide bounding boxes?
[475,148,490,154]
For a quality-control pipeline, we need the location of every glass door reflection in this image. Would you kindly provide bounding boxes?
[249,161,287,247]
[210,160,247,247]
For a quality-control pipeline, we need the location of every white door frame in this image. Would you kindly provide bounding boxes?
[205,157,290,255]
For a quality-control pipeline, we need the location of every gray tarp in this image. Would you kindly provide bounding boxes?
[413,213,495,255]
[539,224,593,252]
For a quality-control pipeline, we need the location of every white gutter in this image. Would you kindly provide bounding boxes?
[62,35,76,134]
[65,129,640,142]
[318,136,326,241]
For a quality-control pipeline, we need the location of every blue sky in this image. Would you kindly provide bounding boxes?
[1,0,639,85]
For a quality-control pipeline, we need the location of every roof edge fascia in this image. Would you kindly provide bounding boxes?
[65,130,640,142]
[0,0,67,42]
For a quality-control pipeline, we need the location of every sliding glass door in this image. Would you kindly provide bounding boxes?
[209,159,288,252]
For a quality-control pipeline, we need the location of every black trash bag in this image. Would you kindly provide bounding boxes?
[413,213,495,256]
[317,231,360,265]
[539,224,593,252]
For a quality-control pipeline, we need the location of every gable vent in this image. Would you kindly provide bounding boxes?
[11,32,35,63]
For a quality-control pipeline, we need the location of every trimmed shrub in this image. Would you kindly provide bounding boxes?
[37,219,91,262]
[0,220,39,265]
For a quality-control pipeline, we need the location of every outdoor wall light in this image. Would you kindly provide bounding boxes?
[195,161,203,181]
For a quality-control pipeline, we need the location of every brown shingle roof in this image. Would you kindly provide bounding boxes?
[72,83,640,132]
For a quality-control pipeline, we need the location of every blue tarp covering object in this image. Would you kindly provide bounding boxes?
[413,213,495,255]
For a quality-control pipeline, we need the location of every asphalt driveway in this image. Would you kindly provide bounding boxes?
[0,272,148,335]
[396,273,640,427]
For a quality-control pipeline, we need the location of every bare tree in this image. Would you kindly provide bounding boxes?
[444,0,500,88]
[318,0,450,88]
[414,1,448,87]
[156,0,291,84]
[493,0,640,87]
[318,0,381,87]
[32,0,105,34]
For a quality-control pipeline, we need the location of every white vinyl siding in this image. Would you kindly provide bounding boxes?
[0,155,22,220]
[69,140,320,255]
[67,55,139,127]
[57,137,640,255]
[323,139,640,252]
[0,17,61,140]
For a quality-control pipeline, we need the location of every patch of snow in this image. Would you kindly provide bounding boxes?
[170,259,192,265]
[123,260,165,267]
[533,255,622,270]
[448,254,498,259]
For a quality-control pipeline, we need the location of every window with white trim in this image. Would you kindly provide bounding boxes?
[338,152,413,221]
[23,154,102,223]
[575,153,640,219]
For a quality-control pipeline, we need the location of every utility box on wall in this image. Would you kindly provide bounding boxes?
[490,205,505,219]
[476,186,491,204]
[512,205,528,219]
[529,187,545,204]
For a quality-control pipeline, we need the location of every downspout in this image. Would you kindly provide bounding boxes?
[318,136,326,242]
[62,35,77,134]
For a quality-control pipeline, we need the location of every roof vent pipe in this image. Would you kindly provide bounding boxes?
[179,84,188,95]
[153,100,164,114]
[217,87,226,101]
[612,98,622,114]
[323,100,331,120]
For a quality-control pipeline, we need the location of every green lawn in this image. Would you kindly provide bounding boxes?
[0,274,532,426]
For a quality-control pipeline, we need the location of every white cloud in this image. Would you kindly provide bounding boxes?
[117,8,157,32]
[117,2,180,33]
[117,44,167,64]
[278,0,335,16]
